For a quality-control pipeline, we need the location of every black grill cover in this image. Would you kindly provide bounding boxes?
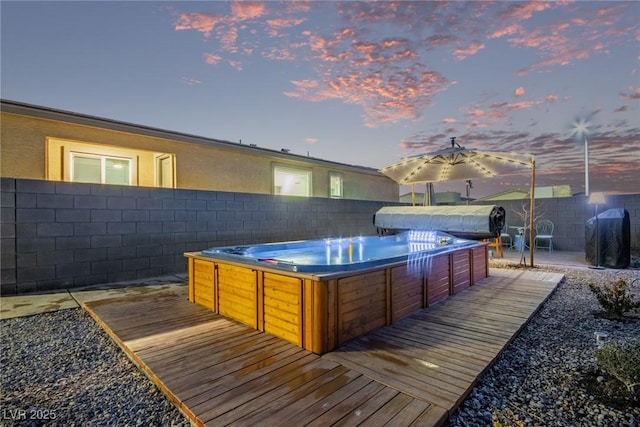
[585,208,630,268]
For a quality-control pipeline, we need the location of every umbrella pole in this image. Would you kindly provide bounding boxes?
[423,183,427,206]
[411,184,416,206]
[529,160,536,267]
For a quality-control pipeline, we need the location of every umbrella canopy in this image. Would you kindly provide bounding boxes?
[380,144,534,184]
[380,140,536,267]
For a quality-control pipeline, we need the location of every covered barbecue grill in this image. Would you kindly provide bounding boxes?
[374,205,506,240]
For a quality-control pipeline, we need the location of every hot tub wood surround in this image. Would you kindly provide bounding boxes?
[185,244,488,355]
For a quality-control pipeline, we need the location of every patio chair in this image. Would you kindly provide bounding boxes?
[500,223,513,249]
[534,219,554,252]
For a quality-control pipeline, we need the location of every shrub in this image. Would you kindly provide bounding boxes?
[596,341,640,398]
[588,278,640,320]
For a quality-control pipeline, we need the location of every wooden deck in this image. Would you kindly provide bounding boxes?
[82,269,562,427]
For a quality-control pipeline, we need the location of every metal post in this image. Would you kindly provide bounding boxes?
[594,203,600,267]
[529,160,536,268]
[584,136,589,197]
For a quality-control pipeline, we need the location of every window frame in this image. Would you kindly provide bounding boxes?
[155,154,175,188]
[65,148,138,185]
[273,165,312,197]
[329,172,343,198]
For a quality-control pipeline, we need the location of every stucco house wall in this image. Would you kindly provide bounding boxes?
[1,100,399,202]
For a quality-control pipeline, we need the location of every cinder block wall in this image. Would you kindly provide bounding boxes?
[1,178,400,295]
[475,195,640,252]
[3,178,638,295]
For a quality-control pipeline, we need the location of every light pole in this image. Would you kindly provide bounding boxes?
[571,118,592,196]
[584,134,589,197]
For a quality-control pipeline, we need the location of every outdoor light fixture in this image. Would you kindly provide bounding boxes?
[594,331,608,349]
[588,192,606,270]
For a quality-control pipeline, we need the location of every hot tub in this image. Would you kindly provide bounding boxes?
[185,231,488,354]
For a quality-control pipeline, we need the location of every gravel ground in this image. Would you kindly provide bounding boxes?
[0,309,189,426]
[1,264,639,426]
[447,263,640,427]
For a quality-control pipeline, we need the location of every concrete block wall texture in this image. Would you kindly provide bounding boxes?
[1,178,400,295]
[2,177,638,295]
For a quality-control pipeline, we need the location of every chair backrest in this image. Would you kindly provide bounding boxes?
[536,219,554,235]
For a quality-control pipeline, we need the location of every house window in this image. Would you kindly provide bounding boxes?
[273,165,312,197]
[329,173,343,198]
[70,153,132,185]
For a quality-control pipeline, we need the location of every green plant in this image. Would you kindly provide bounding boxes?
[589,278,640,320]
[596,341,640,397]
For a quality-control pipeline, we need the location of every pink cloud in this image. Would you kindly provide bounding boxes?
[227,60,243,71]
[203,52,243,70]
[286,64,451,126]
[442,117,457,124]
[489,24,521,39]
[465,107,486,119]
[620,88,640,100]
[499,1,556,20]
[266,17,306,29]
[503,3,635,76]
[217,26,239,52]
[172,1,637,130]
[486,100,540,121]
[174,13,222,38]
[180,77,202,86]
[453,40,485,60]
[262,47,296,61]
[516,46,593,75]
[425,34,458,47]
[460,97,547,127]
[400,140,429,151]
[507,23,570,51]
[203,53,222,64]
[305,138,318,144]
[284,79,320,99]
[352,39,417,65]
[231,1,266,20]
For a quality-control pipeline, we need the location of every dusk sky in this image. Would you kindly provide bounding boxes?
[2,1,638,198]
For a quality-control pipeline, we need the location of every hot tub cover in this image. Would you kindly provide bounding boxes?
[374,205,505,240]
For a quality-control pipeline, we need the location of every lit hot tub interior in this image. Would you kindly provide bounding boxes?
[200,230,479,273]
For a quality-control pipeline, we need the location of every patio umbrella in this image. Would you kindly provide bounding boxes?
[381,139,537,266]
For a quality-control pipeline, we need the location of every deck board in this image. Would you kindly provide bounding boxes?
[82,269,562,427]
